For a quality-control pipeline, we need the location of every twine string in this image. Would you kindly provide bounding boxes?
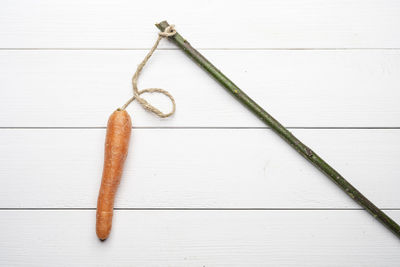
[120,25,177,118]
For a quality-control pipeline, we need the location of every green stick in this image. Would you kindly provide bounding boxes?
[156,20,400,239]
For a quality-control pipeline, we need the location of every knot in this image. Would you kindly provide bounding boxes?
[120,24,177,118]
[158,25,176,37]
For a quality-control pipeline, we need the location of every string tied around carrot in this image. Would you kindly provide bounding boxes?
[96,25,177,241]
[120,25,177,118]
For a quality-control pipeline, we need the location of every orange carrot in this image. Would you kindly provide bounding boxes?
[96,109,132,240]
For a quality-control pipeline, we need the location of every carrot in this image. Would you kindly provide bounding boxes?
[96,109,132,240]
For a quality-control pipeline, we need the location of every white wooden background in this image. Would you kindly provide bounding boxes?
[0,0,400,266]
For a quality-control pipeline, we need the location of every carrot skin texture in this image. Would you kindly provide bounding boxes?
[96,110,132,240]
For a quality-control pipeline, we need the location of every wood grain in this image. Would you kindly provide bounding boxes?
[1,50,400,127]
[0,128,398,208]
[1,0,400,264]
[1,0,400,48]
[0,210,399,266]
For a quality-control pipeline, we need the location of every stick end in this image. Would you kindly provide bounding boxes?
[155,20,170,31]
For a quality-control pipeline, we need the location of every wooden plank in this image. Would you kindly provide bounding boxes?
[0,210,399,266]
[1,50,400,127]
[1,0,400,48]
[0,128,399,208]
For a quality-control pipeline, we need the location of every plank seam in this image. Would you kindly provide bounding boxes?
[0,127,400,130]
[1,48,400,51]
[0,208,399,211]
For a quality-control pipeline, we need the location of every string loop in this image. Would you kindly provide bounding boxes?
[120,25,176,118]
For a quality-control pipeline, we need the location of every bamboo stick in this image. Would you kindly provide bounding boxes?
[156,20,400,239]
